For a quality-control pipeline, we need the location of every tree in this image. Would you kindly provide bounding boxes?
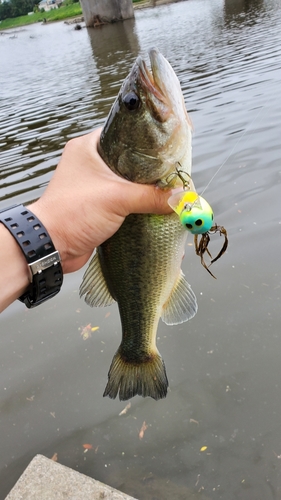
[0,1,12,20]
[0,0,40,20]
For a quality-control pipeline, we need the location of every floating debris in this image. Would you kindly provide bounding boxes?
[189,418,199,425]
[83,444,93,450]
[79,323,100,340]
[139,421,148,440]
[119,402,131,416]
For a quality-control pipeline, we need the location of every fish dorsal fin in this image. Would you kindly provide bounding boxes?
[79,250,116,307]
[161,270,198,325]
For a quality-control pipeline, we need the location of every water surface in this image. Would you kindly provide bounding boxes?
[1,1,281,498]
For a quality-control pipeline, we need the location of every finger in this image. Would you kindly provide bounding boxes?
[122,183,174,216]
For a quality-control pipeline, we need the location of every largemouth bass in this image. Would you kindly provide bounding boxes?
[80,48,197,401]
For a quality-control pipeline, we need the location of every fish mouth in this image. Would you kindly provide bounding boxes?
[137,48,192,130]
[136,47,171,105]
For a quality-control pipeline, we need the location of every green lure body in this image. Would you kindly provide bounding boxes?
[168,190,214,234]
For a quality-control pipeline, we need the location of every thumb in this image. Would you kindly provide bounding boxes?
[123,182,174,216]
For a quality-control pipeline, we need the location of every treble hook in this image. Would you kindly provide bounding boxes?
[165,163,192,190]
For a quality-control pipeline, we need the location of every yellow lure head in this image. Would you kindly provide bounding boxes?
[168,190,214,234]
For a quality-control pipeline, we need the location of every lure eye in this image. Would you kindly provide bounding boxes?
[123,92,140,111]
[186,220,203,231]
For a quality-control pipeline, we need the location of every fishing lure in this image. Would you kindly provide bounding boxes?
[168,189,214,235]
[168,172,228,278]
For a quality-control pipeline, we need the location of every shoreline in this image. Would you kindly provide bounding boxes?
[134,0,184,9]
[0,0,183,32]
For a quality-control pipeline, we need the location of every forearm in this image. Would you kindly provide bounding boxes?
[0,223,30,313]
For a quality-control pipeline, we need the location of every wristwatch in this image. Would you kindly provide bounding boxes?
[0,204,63,308]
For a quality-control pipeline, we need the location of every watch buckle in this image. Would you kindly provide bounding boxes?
[29,251,61,277]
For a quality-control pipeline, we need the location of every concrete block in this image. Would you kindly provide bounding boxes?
[80,0,134,27]
[5,454,137,500]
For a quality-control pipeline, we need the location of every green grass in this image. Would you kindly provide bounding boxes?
[0,3,82,30]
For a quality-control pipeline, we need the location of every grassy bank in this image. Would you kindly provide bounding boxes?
[0,3,82,30]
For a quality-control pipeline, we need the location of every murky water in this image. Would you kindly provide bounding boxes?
[1,0,281,498]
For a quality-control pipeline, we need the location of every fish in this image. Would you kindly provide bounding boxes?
[80,48,197,401]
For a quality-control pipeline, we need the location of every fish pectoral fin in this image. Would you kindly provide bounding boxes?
[103,349,168,401]
[79,250,116,307]
[161,270,198,325]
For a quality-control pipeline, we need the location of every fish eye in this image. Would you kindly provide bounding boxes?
[123,92,140,111]
[195,219,203,226]
[186,223,193,230]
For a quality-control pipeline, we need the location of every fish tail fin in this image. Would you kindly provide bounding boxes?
[103,349,168,401]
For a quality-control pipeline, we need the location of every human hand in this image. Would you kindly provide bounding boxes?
[29,129,173,274]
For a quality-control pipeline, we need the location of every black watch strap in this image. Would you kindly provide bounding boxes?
[0,204,63,308]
